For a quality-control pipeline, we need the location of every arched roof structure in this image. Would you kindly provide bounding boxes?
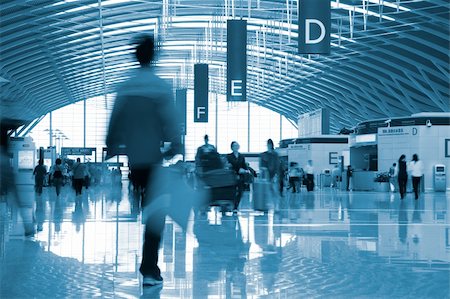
[1,0,449,131]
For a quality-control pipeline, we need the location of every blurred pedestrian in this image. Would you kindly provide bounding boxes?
[51,158,65,197]
[33,159,47,196]
[195,134,221,174]
[304,160,315,192]
[72,158,88,197]
[331,165,340,188]
[278,159,287,196]
[259,139,280,182]
[288,162,301,193]
[226,141,249,211]
[195,134,216,160]
[346,165,353,191]
[106,34,181,287]
[409,154,423,200]
[1,119,36,237]
[397,155,408,199]
[389,162,397,192]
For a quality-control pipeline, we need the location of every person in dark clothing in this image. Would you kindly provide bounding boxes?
[278,159,287,196]
[410,154,423,200]
[259,139,280,182]
[195,135,222,174]
[260,139,281,196]
[195,135,216,161]
[226,141,249,211]
[106,34,181,287]
[397,155,408,199]
[33,159,47,196]
[51,158,65,197]
[72,158,88,197]
[346,165,353,191]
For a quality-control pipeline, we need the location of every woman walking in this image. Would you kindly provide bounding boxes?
[33,159,47,196]
[304,160,315,192]
[409,154,423,200]
[397,155,408,199]
[51,158,65,197]
[72,158,88,197]
[226,141,249,211]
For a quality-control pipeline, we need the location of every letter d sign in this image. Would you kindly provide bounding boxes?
[299,0,330,54]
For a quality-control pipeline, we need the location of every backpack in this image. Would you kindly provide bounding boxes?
[53,170,63,179]
[389,167,395,177]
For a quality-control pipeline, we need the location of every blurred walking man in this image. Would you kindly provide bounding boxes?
[106,35,181,287]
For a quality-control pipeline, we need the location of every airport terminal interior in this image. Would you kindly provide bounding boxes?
[1,0,449,298]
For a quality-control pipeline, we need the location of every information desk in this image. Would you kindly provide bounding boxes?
[352,171,377,191]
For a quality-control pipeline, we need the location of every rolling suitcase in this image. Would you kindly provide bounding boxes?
[252,179,271,212]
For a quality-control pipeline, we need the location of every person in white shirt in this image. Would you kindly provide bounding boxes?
[331,165,341,188]
[288,162,301,193]
[72,158,89,197]
[304,160,315,192]
[409,154,423,200]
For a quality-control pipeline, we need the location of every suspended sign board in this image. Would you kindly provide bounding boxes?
[194,64,209,122]
[61,147,96,155]
[227,19,247,101]
[298,0,331,54]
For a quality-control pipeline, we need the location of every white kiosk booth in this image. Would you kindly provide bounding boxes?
[277,136,349,188]
[9,137,36,186]
[350,113,450,192]
[7,137,37,235]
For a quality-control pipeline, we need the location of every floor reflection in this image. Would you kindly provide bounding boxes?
[0,184,449,298]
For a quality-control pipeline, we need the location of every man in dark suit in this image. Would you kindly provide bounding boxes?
[226,141,249,211]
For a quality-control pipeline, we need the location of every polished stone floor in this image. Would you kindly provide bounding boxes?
[0,182,449,299]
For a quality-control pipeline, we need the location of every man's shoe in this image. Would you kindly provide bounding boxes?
[143,275,163,286]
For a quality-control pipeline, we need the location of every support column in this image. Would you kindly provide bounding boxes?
[83,99,86,162]
[215,93,218,149]
[247,101,250,152]
[49,112,53,148]
[280,114,283,142]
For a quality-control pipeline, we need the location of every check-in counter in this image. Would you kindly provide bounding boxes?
[352,171,377,191]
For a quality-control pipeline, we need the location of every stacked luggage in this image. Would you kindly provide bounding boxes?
[196,151,238,212]
[200,168,238,210]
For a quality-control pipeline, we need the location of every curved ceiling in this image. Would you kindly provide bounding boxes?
[1,0,449,132]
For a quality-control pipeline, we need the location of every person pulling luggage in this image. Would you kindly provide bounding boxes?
[259,139,280,195]
[226,141,249,212]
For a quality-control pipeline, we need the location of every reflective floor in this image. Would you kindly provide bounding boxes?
[1,183,449,298]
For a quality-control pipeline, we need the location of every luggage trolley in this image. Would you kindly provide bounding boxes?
[199,169,238,212]
[195,151,238,212]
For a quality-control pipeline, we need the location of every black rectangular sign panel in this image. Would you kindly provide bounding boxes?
[227,19,247,101]
[298,0,331,54]
[194,64,209,123]
[176,89,187,135]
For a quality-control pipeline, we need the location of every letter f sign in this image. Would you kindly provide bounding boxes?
[197,107,206,120]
